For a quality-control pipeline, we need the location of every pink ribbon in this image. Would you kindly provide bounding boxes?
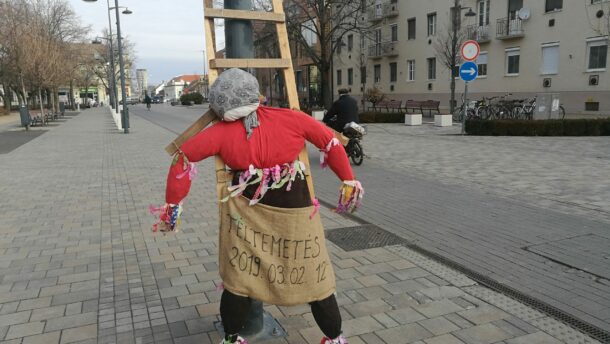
[320,138,340,169]
[309,198,320,219]
[176,162,198,180]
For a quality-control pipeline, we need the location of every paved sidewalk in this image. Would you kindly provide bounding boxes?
[0,108,601,343]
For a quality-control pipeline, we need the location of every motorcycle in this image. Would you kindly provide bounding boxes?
[323,113,366,166]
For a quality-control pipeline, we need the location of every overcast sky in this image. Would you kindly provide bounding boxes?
[71,0,219,85]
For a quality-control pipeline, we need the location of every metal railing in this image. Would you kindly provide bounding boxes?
[466,24,491,43]
[367,2,399,21]
[368,44,383,58]
[496,17,524,39]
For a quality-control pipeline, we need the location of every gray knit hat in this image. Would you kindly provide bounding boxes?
[208,68,260,119]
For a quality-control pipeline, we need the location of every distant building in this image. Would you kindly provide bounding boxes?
[136,69,149,98]
[163,75,201,101]
[333,0,610,115]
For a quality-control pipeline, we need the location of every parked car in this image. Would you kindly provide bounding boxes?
[152,96,161,104]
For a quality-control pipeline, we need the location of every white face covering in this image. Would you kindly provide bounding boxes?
[222,103,260,122]
[223,102,261,139]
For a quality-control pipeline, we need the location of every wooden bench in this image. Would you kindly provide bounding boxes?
[385,100,403,113]
[369,99,390,112]
[29,110,44,126]
[404,100,422,113]
[420,100,441,117]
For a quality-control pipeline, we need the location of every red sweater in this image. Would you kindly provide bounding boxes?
[166,106,354,204]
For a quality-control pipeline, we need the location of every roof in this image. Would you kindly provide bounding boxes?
[170,75,201,84]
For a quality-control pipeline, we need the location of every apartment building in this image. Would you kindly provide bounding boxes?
[333,0,610,115]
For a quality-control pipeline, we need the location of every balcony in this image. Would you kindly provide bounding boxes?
[382,42,399,57]
[466,24,491,44]
[383,3,399,18]
[368,44,383,59]
[367,2,399,22]
[496,17,524,40]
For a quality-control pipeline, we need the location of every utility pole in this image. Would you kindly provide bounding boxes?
[106,0,118,113]
[450,0,459,115]
[223,0,261,336]
[115,0,129,133]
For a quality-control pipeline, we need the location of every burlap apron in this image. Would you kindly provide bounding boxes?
[216,169,336,306]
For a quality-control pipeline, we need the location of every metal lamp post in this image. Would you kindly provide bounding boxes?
[83,0,132,133]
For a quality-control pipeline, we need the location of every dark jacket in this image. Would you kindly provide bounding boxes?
[323,94,359,133]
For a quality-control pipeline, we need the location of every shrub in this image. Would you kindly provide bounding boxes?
[359,111,404,123]
[363,87,385,105]
[465,118,610,136]
[180,92,204,105]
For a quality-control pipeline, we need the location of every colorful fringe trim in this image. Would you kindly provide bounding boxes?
[336,180,364,213]
[320,137,341,168]
[221,160,306,206]
[149,203,183,233]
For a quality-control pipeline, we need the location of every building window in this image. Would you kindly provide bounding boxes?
[296,70,304,92]
[374,64,381,83]
[427,57,436,80]
[337,42,342,54]
[407,60,415,81]
[390,62,397,82]
[337,69,342,85]
[302,19,317,46]
[545,0,563,12]
[408,18,416,40]
[478,0,490,26]
[391,24,398,42]
[427,13,437,36]
[348,34,354,51]
[541,44,559,75]
[477,52,488,77]
[587,38,608,71]
[348,68,354,85]
[505,48,520,75]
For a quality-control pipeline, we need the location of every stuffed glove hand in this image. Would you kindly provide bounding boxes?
[336,180,364,213]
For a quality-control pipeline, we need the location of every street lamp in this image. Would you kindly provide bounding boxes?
[83,0,132,134]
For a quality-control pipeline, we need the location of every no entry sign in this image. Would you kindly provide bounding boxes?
[461,40,480,61]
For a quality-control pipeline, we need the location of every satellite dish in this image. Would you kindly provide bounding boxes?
[518,8,531,20]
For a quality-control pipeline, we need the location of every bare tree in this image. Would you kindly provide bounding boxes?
[434,5,467,115]
[284,0,373,108]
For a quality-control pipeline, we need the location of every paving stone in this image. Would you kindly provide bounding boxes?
[17,297,52,311]
[424,334,465,344]
[21,331,61,344]
[419,287,464,300]
[344,299,392,318]
[386,307,426,325]
[457,305,511,325]
[45,312,97,332]
[166,306,199,323]
[174,333,212,344]
[418,316,460,336]
[505,331,563,344]
[57,272,99,285]
[453,323,512,344]
[342,316,385,337]
[60,324,97,344]
[413,300,463,318]
[0,311,32,327]
[376,323,433,343]
[5,321,45,339]
[176,293,208,308]
[354,275,387,287]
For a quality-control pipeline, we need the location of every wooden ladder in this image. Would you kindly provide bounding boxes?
[165,0,335,198]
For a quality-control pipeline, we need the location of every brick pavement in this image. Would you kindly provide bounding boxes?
[0,107,601,343]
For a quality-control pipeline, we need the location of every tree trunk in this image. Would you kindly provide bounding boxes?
[1,85,11,111]
[69,80,75,109]
[50,88,56,114]
[20,74,27,107]
[321,63,332,109]
[38,89,45,122]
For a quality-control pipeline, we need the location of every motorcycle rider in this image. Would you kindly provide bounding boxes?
[323,88,359,133]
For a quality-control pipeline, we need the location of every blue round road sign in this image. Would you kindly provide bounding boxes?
[460,62,478,82]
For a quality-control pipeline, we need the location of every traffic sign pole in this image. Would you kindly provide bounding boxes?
[462,82,469,135]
